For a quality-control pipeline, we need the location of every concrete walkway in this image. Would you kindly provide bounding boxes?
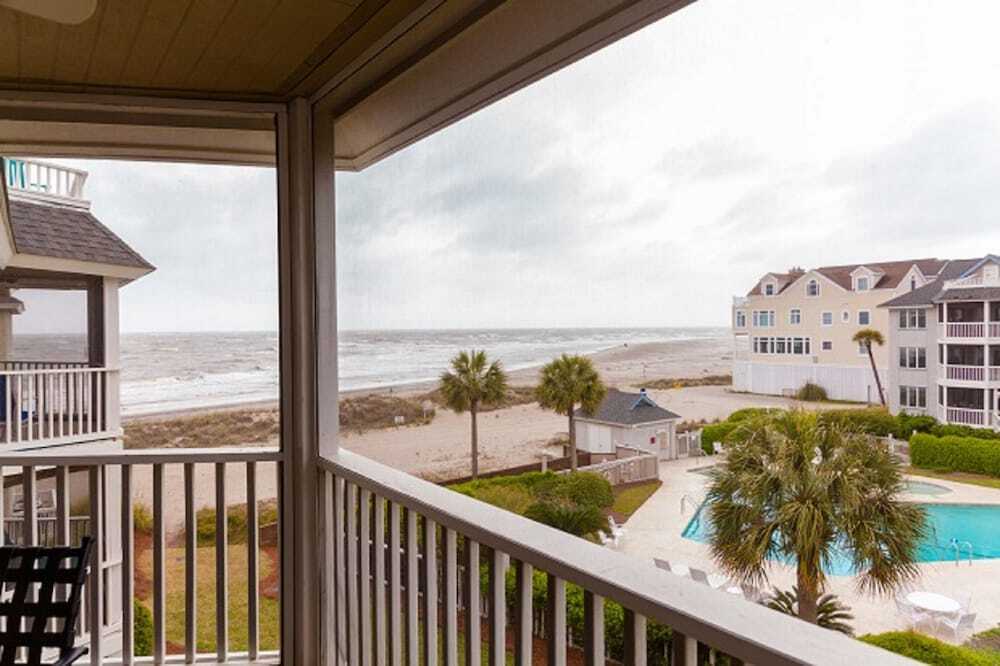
[618,457,1000,641]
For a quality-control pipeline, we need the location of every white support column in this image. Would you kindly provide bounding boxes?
[87,276,121,434]
[277,97,337,666]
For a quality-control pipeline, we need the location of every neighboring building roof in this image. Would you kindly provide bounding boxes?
[936,287,1000,302]
[747,271,804,296]
[574,388,680,426]
[7,198,154,271]
[879,259,981,308]
[747,258,946,296]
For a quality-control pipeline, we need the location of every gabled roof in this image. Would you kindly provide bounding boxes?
[574,388,680,426]
[746,258,946,296]
[879,259,982,308]
[814,258,945,291]
[7,198,154,273]
[959,254,1000,278]
[747,271,804,296]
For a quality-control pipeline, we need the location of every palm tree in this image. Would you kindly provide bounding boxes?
[535,354,607,471]
[765,587,855,635]
[439,350,508,479]
[853,328,886,406]
[705,410,925,625]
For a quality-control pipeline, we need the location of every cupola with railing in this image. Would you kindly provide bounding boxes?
[4,157,90,209]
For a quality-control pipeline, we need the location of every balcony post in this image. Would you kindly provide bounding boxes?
[87,276,120,433]
[277,97,338,665]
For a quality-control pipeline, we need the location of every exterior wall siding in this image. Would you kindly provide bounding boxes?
[886,306,939,418]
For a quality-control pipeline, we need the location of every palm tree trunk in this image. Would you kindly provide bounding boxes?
[796,566,819,624]
[867,345,886,406]
[470,404,479,479]
[568,412,577,471]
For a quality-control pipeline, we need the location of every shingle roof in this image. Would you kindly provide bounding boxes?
[748,258,946,296]
[7,199,153,271]
[879,259,981,308]
[936,287,1000,302]
[574,388,680,425]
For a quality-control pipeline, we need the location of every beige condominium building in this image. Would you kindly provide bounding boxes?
[732,258,946,402]
[880,255,1000,430]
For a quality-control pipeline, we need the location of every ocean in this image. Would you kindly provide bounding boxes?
[12,327,727,416]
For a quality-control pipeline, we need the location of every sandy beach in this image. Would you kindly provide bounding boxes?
[125,335,818,529]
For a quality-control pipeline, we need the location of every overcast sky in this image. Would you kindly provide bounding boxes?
[16,0,1000,333]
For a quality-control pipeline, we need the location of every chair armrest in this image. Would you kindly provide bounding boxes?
[54,646,88,665]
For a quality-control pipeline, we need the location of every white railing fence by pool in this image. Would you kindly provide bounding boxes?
[0,448,281,665]
[318,450,913,666]
[946,407,985,426]
[0,367,115,446]
[946,365,985,382]
[561,450,659,486]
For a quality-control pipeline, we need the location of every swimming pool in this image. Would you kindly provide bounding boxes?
[682,502,1000,575]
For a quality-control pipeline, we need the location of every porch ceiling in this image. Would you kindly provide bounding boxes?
[0,0,695,169]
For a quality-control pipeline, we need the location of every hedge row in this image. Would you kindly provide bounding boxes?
[860,631,1000,665]
[910,432,1000,478]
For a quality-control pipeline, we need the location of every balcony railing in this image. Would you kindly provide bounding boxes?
[0,366,117,447]
[4,157,88,204]
[318,449,910,665]
[992,323,1000,338]
[946,365,985,382]
[940,322,985,338]
[0,447,282,665]
[946,407,986,426]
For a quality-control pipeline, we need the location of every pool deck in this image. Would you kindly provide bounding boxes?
[619,456,1000,641]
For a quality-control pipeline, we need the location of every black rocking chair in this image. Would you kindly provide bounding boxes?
[0,537,93,666]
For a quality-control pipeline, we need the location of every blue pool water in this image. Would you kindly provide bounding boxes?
[682,502,1000,576]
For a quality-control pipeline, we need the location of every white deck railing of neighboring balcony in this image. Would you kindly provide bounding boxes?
[0,447,282,665]
[0,365,116,446]
[4,157,88,202]
[946,407,986,427]
[946,365,986,382]
[940,322,985,338]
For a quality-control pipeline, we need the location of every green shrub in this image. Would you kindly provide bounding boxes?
[727,407,781,422]
[701,421,740,454]
[523,501,606,538]
[817,408,899,437]
[194,501,277,547]
[896,413,938,438]
[911,433,1000,477]
[133,600,153,656]
[466,484,535,514]
[930,423,1000,441]
[133,503,154,534]
[558,472,614,509]
[796,382,828,401]
[860,631,1000,665]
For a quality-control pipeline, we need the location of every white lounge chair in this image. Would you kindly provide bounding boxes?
[941,611,976,641]
[607,516,626,547]
[689,568,710,585]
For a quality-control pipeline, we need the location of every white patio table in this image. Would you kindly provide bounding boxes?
[906,591,961,615]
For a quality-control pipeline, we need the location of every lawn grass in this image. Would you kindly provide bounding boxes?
[611,480,662,519]
[135,543,279,654]
[905,466,1000,491]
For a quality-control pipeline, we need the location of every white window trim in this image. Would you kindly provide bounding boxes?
[763,282,776,296]
[857,309,871,326]
[821,311,833,327]
[788,308,801,325]
[821,340,833,352]
[855,276,870,292]
[735,310,747,328]
[841,310,850,323]
[805,279,820,298]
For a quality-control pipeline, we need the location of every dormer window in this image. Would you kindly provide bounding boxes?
[856,276,869,291]
[806,279,819,297]
[910,277,917,291]
[764,282,775,296]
